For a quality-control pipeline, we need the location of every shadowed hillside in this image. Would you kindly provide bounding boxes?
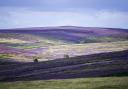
[0,50,128,82]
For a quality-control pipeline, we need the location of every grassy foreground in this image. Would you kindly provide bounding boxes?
[0,77,128,89]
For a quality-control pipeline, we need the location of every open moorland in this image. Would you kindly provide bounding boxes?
[0,26,128,89]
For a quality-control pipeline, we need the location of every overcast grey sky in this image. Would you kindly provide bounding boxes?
[0,0,128,28]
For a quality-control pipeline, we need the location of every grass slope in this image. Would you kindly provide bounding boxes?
[0,77,128,89]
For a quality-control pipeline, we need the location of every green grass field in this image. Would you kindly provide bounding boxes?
[0,77,128,89]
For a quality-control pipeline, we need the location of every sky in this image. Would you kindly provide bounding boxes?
[0,0,128,29]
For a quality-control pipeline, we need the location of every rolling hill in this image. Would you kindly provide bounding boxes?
[0,26,128,82]
[1,26,128,43]
[0,26,128,61]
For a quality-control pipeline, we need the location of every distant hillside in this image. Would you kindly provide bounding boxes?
[0,26,128,43]
[0,26,128,61]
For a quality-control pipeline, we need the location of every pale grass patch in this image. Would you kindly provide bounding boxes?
[0,38,29,44]
[39,41,128,61]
